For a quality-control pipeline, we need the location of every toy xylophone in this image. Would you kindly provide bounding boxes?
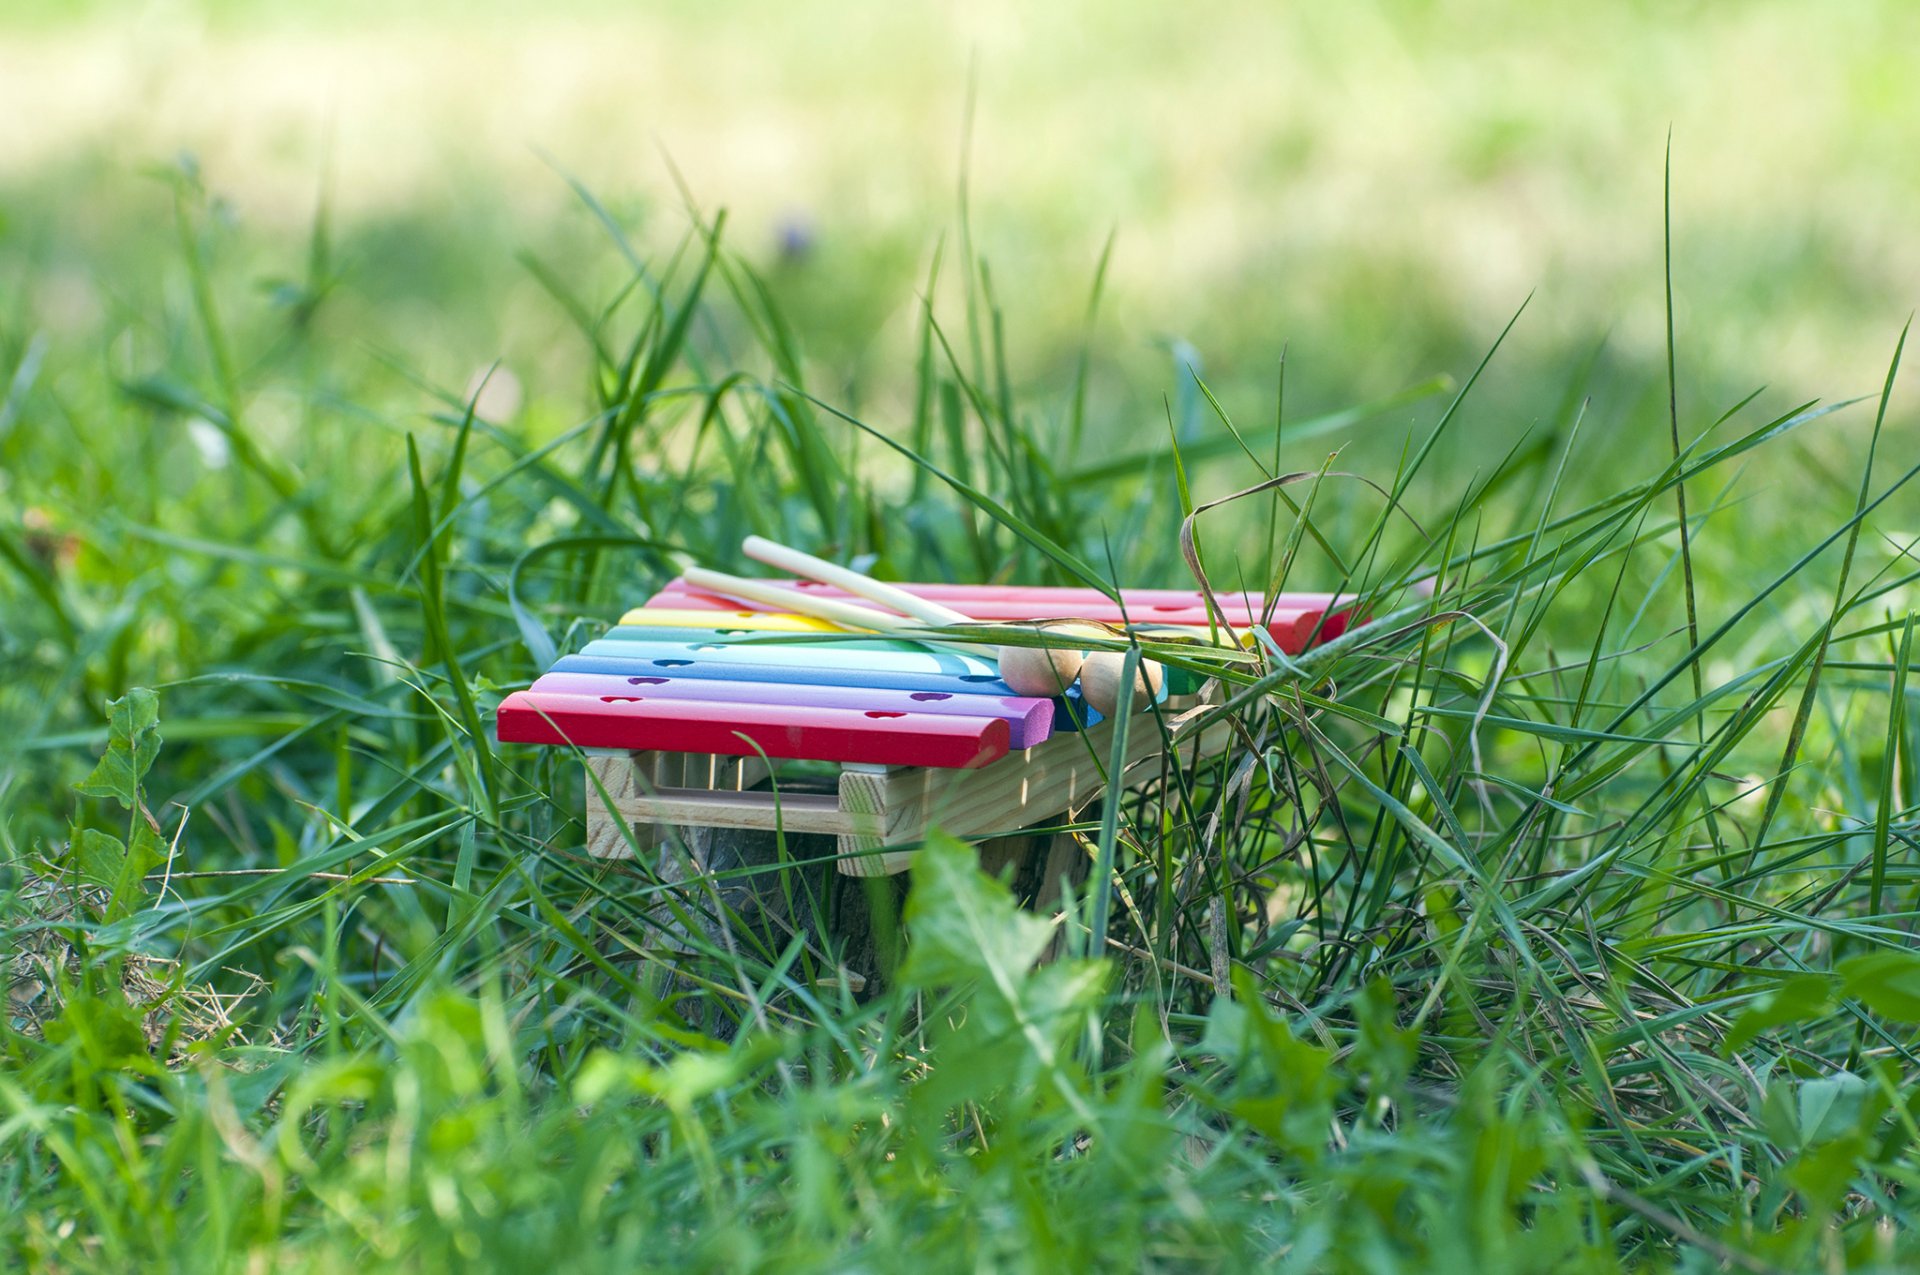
[497,548,1351,875]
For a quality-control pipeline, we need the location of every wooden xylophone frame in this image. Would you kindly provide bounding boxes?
[582,696,1236,876]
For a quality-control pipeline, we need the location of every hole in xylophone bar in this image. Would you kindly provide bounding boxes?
[600,696,645,703]
[691,644,726,651]
[627,676,668,685]
[910,692,952,701]
[654,659,693,667]
[797,580,828,588]
[959,675,998,683]
[864,711,906,718]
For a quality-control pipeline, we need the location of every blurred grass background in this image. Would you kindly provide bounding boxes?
[6,0,1917,454]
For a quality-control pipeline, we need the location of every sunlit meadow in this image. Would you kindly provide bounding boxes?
[6,3,1920,1270]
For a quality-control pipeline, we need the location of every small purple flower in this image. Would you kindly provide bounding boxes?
[776,212,816,263]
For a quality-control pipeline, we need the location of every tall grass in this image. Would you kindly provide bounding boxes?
[4,163,1920,1272]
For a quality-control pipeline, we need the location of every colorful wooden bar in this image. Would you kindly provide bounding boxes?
[884,583,1270,605]
[497,691,1010,769]
[616,603,1343,656]
[642,588,1240,628]
[643,579,1347,647]
[648,577,1337,611]
[583,626,933,653]
[599,626,947,654]
[617,607,836,634]
[578,634,1004,679]
[1269,607,1350,648]
[664,579,1331,608]
[551,651,1012,697]
[530,670,1056,748]
[551,653,1099,729]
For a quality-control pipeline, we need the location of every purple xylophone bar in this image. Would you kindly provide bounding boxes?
[530,670,1055,749]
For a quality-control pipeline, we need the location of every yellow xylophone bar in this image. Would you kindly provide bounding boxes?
[616,607,840,633]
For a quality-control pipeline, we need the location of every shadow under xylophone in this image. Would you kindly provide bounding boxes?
[496,577,1351,876]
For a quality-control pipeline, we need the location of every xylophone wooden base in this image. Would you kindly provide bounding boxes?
[582,700,1233,877]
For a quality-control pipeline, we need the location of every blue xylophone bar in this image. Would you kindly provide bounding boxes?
[578,634,1000,677]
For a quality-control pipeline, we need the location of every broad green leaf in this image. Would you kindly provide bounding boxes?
[1469,1109,1548,1210]
[67,825,129,890]
[1761,1070,1872,1153]
[1796,1072,1872,1146]
[111,817,166,921]
[1723,973,1838,1054]
[1201,969,1337,1161]
[63,820,163,920]
[1839,950,1920,1021]
[75,687,161,809]
[900,830,1054,989]
[41,989,149,1068]
[1787,1135,1869,1213]
[1355,977,1419,1097]
[900,832,1102,1122]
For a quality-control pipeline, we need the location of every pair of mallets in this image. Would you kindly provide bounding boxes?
[683,538,1165,717]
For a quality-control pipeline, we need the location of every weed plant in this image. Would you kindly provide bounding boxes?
[4,163,1920,1272]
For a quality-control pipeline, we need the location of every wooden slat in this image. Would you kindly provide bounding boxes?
[585,751,658,860]
[613,787,850,835]
[836,702,1234,876]
[580,706,1234,872]
[585,752,771,859]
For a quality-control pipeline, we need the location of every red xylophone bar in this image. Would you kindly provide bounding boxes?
[644,578,1351,651]
[497,691,1010,769]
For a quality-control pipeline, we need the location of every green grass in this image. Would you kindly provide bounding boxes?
[8,69,1920,1275]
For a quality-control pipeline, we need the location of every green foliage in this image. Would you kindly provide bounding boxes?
[60,690,167,920]
[900,833,1106,1120]
[74,689,161,811]
[1837,951,1920,1022]
[5,152,1920,1273]
[1202,971,1339,1162]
